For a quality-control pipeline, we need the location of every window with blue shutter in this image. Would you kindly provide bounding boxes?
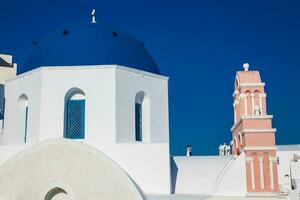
[135,102,142,141]
[65,99,85,139]
[24,106,28,143]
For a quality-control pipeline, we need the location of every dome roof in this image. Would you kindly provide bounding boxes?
[19,23,159,75]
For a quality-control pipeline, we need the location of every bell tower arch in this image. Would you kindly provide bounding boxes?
[231,63,279,194]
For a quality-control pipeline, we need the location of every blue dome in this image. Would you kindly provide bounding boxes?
[19,23,159,75]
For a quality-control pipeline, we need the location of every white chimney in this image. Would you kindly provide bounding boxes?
[186,145,192,157]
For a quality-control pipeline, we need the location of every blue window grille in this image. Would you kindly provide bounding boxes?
[135,103,142,141]
[65,99,85,139]
[24,106,28,143]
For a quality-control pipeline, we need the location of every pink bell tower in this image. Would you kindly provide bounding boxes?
[231,63,279,194]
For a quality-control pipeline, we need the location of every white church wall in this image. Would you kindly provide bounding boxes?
[172,156,232,195]
[291,162,300,179]
[2,65,172,195]
[212,153,247,196]
[115,67,169,143]
[90,142,171,194]
[276,147,300,189]
[3,71,42,144]
[37,66,116,143]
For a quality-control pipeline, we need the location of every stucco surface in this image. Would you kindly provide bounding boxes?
[3,66,171,194]
[171,156,232,195]
[0,139,143,200]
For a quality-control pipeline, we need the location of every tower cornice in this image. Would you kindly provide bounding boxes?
[238,82,265,88]
[231,115,273,132]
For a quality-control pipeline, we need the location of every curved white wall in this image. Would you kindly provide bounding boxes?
[172,156,232,195]
[0,139,143,200]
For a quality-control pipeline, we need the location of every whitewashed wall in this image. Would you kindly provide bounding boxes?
[212,153,247,196]
[276,146,300,189]
[3,71,42,144]
[2,65,171,194]
[115,68,169,143]
[172,156,232,195]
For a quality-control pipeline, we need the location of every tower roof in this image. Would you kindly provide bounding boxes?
[236,71,262,84]
[19,22,159,75]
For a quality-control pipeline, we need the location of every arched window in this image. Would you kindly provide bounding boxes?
[254,90,262,116]
[245,90,251,116]
[18,94,29,143]
[45,187,68,200]
[262,153,274,191]
[135,91,150,142]
[64,88,85,139]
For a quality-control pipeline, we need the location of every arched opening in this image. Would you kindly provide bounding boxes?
[238,132,243,147]
[135,91,150,142]
[254,105,261,116]
[64,88,85,139]
[18,94,29,143]
[254,90,261,116]
[45,187,68,200]
[235,77,240,90]
[233,137,238,155]
[251,153,261,191]
[263,153,272,191]
[245,90,251,116]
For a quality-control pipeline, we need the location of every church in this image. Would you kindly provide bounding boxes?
[0,11,299,200]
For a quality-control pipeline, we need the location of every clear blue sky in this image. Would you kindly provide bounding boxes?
[1,0,300,155]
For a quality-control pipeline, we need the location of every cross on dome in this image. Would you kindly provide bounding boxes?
[91,9,97,24]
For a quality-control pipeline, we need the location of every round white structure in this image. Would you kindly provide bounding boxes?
[0,139,143,200]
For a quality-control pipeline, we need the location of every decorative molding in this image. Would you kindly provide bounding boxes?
[259,93,267,98]
[242,128,277,133]
[270,159,275,190]
[244,146,277,151]
[239,93,247,98]
[241,115,273,119]
[249,158,256,190]
[239,83,265,88]
[259,157,264,190]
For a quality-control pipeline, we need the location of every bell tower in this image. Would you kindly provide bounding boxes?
[231,63,279,194]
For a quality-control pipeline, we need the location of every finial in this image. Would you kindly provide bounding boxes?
[243,63,249,71]
[91,9,97,24]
